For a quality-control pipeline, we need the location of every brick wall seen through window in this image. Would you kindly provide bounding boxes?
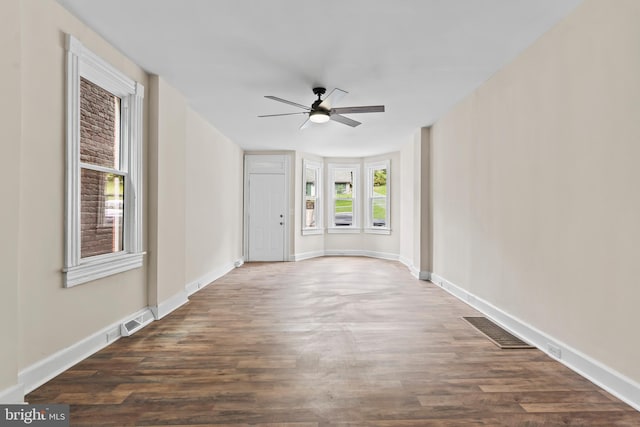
[79,77,124,258]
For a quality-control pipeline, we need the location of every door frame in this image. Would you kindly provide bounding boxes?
[243,154,291,261]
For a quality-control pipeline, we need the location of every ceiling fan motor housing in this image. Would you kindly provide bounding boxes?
[312,87,326,97]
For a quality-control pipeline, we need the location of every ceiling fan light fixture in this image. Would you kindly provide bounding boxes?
[309,110,330,124]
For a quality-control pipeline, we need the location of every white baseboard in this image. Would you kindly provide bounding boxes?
[308,249,400,261]
[151,290,188,320]
[185,259,240,297]
[292,250,325,261]
[324,249,365,257]
[0,383,25,404]
[430,273,640,412]
[359,250,399,261]
[18,307,153,395]
[418,270,431,281]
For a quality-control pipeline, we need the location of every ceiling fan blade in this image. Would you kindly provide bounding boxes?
[319,88,348,110]
[258,112,307,118]
[331,105,385,114]
[330,114,361,128]
[299,117,312,130]
[265,96,310,110]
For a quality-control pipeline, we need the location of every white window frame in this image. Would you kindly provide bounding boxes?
[327,163,361,233]
[365,160,391,234]
[302,159,323,235]
[63,34,144,287]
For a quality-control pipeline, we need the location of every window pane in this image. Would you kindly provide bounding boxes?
[80,77,121,169]
[81,168,124,258]
[334,170,353,197]
[373,168,387,196]
[305,197,316,228]
[335,199,353,226]
[305,168,317,197]
[372,198,386,227]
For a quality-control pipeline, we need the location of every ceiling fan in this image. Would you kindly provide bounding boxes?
[258,87,384,129]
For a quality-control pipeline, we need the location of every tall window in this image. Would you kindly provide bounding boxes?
[64,35,144,287]
[328,163,360,232]
[302,159,323,234]
[365,160,390,233]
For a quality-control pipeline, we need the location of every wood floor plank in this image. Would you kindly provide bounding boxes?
[26,257,640,426]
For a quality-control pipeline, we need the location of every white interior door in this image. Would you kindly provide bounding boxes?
[248,173,286,261]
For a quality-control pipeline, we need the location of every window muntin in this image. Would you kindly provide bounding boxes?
[328,164,360,230]
[64,34,144,287]
[365,161,390,232]
[302,160,323,234]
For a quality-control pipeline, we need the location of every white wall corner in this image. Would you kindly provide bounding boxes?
[234,258,244,268]
[0,383,25,404]
[151,290,189,320]
[18,307,152,394]
[399,256,428,280]
[430,273,640,412]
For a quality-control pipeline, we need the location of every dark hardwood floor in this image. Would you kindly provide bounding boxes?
[27,257,640,426]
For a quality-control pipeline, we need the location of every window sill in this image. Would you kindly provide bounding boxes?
[64,252,145,288]
[364,228,391,235]
[327,227,361,234]
[302,228,325,236]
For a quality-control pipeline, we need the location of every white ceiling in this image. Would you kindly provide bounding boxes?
[56,0,582,157]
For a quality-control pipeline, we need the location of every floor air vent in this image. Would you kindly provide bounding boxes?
[462,316,534,349]
[121,319,142,336]
[120,310,153,337]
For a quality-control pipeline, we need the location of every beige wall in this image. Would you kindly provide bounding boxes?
[150,76,246,301]
[0,0,21,394]
[185,109,244,283]
[17,0,149,369]
[148,76,187,305]
[430,0,640,382]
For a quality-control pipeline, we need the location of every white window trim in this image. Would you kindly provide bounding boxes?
[302,159,324,235]
[327,163,361,233]
[364,160,391,234]
[63,34,144,288]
